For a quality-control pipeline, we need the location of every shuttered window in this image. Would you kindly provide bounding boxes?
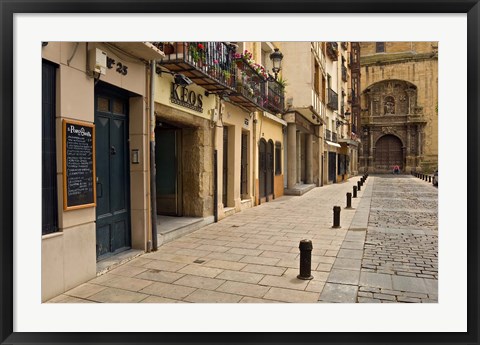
[42,61,59,235]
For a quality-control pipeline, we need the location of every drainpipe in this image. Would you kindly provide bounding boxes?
[149,60,158,251]
[213,96,221,222]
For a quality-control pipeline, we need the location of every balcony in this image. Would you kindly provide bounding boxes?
[156,42,237,93]
[341,42,348,50]
[265,79,285,114]
[109,42,165,60]
[325,129,332,141]
[327,88,338,110]
[347,88,356,104]
[332,132,338,143]
[326,42,338,61]
[228,58,267,112]
[341,64,348,82]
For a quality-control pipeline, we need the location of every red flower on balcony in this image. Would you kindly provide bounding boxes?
[197,43,204,50]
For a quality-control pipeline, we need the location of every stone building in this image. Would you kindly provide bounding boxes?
[359,42,438,173]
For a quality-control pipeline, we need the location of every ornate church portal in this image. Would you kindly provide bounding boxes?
[360,80,427,173]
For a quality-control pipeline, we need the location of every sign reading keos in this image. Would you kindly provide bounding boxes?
[170,82,203,113]
[62,119,96,210]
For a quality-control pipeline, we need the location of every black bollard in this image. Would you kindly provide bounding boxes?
[429,175,432,183]
[297,240,313,280]
[332,206,341,228]
[357,181,361,191]
[346,192,352,209]
[353,185,357,198]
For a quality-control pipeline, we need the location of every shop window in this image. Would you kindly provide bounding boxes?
[275,142,282,175]
[42,60,59,235]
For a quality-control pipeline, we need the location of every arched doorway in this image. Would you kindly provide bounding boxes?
[375,134,403,173]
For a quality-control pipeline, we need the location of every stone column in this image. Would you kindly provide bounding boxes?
[287,123,297,189]
[296,132,301,183]
[305,133,313,184]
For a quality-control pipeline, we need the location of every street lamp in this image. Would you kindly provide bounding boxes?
[269,48,283,80]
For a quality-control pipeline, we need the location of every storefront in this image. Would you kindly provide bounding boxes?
[41,42,161,301]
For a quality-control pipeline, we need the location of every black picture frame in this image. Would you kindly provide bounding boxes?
[1,1,478,344]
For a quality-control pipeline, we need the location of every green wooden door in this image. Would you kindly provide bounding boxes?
[155,127,180,216]
[95,92,131,260]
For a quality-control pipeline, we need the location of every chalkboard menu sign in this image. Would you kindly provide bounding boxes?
[62,119,96,210]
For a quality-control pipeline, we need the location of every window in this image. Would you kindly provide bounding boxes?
[321,76,326,103]
[275,142,282,175]
[42,60,58,235]
[376,42,385,53]
[314,61,320,95]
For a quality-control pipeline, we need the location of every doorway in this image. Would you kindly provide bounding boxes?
[95,90,131,260]
[328,152,337,183]
[155,123,182,216]
[375,134,403,172]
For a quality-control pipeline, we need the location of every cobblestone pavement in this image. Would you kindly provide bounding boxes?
[318,175,438,303]
[49,175,438,304]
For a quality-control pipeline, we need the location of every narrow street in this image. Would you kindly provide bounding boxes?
[49,175,438,303]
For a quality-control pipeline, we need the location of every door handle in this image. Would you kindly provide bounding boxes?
[97,181,103,198]
[110,145,116,155]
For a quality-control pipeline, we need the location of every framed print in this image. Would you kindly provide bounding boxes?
[1,1,479,344]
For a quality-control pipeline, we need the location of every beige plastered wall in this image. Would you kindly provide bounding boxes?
[216,102,254,219]
[41,42,148,301]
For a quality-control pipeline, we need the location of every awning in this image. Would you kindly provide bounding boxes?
[325,140,341,148]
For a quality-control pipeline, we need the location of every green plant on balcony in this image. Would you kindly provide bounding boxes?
[189,42,206,66]
[276,76,288,89]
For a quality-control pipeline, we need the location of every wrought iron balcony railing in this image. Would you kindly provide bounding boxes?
[325,129,332,141]
[342,64,348,82]
[156,42,237,93]
[265,79,285,114]
[332,131,338,143]
[229,58,267,112]
[327,88,338,110]
[326,42,338,61]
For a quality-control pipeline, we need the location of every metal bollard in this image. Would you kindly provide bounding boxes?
[297,240,313,280]
[357,181,361,191]
[429,175,432,183]
[353,185,357,198]
[332,206,341,228]
[346,192,352,209]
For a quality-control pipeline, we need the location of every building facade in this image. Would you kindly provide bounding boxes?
[359,42,438,173]
[281,42,326,195]
[41,42,164,301]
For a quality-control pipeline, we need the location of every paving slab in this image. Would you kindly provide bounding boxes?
[319,283,358,303]
[327,269,360,285]
[88,288,149,303]
[217,281,270,298]
[184,289,242,303]
[263,287,319,303]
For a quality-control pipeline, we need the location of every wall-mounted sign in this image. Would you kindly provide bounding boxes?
[62,119,96,210]
[106,56,128,75]
[170,82,203,113]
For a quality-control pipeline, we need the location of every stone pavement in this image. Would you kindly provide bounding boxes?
[48,175,438,303]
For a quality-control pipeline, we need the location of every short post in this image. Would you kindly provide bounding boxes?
[297,240,313,280]
[429,175,432,183]
[346,192,352,209]
[357,181,361,191]
[353,186,357,198]
[332,206,341,228]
